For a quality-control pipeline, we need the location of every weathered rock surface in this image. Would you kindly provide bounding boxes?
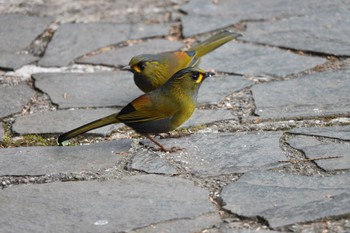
[77,39,183,67]
[39,23,169,67]
[0,139,132,176]
[244,9,350,56]
[0,83,36,118]
[0,14,52,69]
[180,0,346,37]
[0,124,4,142]
[287,135,350,171]
[289,125,350,140]
[13,108,122,135]
[252,68,350,119]
[33,72,142,108]
[0,175,218,233]
[200,43,325,76]
[221,171,350,228]
[132,132,285,176]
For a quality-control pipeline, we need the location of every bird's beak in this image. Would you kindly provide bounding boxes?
[204,72,215,79]
[121,65,132,71]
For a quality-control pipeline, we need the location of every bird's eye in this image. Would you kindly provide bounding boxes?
[191,72,203,83]
[191,73,199,80]
[138,62,145,71]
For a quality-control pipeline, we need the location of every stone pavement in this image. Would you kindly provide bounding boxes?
[1,1,350,232]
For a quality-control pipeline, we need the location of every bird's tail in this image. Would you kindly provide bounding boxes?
[189,31,242,58]
[57,113,120,145]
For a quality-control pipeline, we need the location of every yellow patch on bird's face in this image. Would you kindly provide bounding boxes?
[132,65,141,73]
[195,73,204,84]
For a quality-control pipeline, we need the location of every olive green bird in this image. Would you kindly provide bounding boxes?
[58,67,214,152]
[123,30,241,92]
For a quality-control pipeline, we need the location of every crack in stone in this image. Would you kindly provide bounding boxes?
[240,38,345,59]
[26,21,58,57]
[288,132,350,144]
[218,207,272,231]
[128,212,219,233]
[0,167,138,190]
[0,173,90,190]
[279,213,350,232]
[279,133,329,175]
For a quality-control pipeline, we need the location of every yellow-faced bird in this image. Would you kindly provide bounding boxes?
[123,30,241,92]
[58,67,214,152]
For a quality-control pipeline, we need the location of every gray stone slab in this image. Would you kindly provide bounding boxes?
[0,53,39,70]
[252,68,350,119]
[198,74,253,105]
[221,171,350,228]
[287,135,350,171]
[77,39,183,67]
[182,109,236,128]
[0,124,4,142]
[200,43,326,77]
[244,9,350,56]
[0,14,52,52]
[131,153,178,175]
[181,0,343,19]
[0,1,176,25]
[181,14,236,37]
[289,125,350,141]
[0,14,52,70]
[13,108,122,135]
[136,132,285,176]
[0,175,217,233]
[39,22,169,67]
[180,0,345,37]
[0,139,131,176]
[33,72,142,108]
[0,83,36,118]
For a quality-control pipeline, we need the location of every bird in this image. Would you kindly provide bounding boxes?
[58,67,214,152]
[122,30,241,92]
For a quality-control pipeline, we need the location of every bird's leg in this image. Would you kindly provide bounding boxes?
[144,134,168,152]
[143,134,182,153]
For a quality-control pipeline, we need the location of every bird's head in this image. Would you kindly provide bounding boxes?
[167,67,214,95]
[122,54,163,76]
[122,54,166,92]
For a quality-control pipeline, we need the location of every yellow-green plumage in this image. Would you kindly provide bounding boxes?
[58,67,214,152]
[124,30,241,92]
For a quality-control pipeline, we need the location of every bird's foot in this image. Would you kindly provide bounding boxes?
[139,141,183,153]
[160,146,183,153]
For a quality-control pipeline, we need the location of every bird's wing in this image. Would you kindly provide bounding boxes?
[117,95,174,123]
[189,31,241,58]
